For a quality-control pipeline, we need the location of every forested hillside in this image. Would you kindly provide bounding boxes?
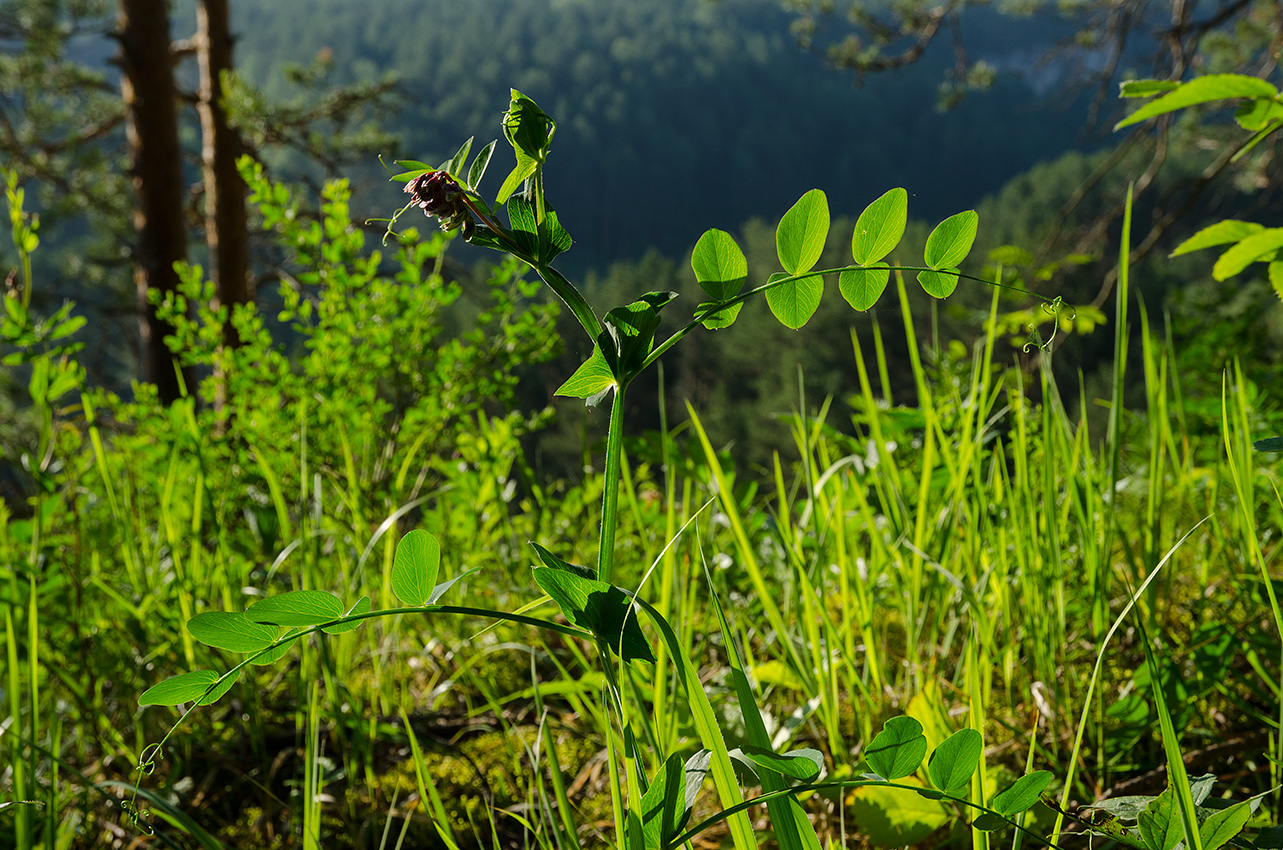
[229,0,1096,270]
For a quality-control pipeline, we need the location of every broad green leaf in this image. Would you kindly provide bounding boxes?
[1116,74,1280,129]
[1119,79,1182,98]
[554,346,616,399]
[765,271,824,330]
[991,770,1053,816]
[1235,98,1283,131]
[247,629,299,665]
[640,754,687,849]
[695,299,743,330]
[1213,227,1283,280]
[506,195,539,257]
[446,136,473,180]
[1271,260,1283,299]
[245,590,344,628]
[195,670,240,705]
[497,90,555,205]
[1200,800,1250,850]
[187,611,277,653]
[738,745,821,781]
[692,229,748,301]
[918,268,960,299]
[776,189,830,275]
[852,188,908,265]
[927,728,983,795]
[1169,219,1264,257]
[468,140,497,190]
[603,292,675,377]
[850,777,949,846]
[543,207,573,261]
[322,596,371,634]
[393,159,432,172]
[531,542,596,580]
[392,529,440,606]
[865,716,928,780]
[839,264,890,311]
[924,210,979,270]
[532,567,655,663]
[1138,788,1184,850]
[139,669,219,706]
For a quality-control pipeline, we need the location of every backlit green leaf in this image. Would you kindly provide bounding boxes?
[991,770,1053,816]
[695,299,743,330]
[1116,74,1280,129]
[918,268,959,299]
[497,90,555,205]
[1213,227,1283,280]
[1170,220,1264,257]
[195,670,240,705]
[187,611,277,653]
[865,716,928,780]
[392,529,440,606]
[1119,79,1181,98]
[247,629,299,665]
[468,140,497,190]
[139,670,220,706]
[852,188,907,265]
[765,271,823,330]
[839,264,890,311]
[776,189,829,275]
[924,211,978,270]
[927,728,983,795]
[322,596,372,634]
[246,590,344,628]
[692,229,748,301]
[446,136,473,180]
[555,346,616,399]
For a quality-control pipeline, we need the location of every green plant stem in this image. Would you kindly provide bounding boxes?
[597,381,626,584]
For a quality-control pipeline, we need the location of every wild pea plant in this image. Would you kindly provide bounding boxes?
[131,88,1268,849]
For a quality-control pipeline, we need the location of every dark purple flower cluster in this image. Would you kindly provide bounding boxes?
[404,171,473,237]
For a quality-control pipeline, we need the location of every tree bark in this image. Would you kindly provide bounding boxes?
[117,0,190,404]
[196,0,249,349]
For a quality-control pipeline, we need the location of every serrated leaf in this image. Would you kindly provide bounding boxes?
[245,590,344,627]
[776,189,829,275]
[692,229,748,301]
[555,346,616,398]
[765,271,823,330]
[991,770,1053,816]
[695,299,743,330]
[138,670,219,706]
[1170,220,1265,257]
[322,596,371,634]
[1213,227,1283,280]
[918,268,960,299]
[187,611,278,653]
[1116,74,1280,129]
[1200,800,1251,850]
[392,529,440,606]
[866,716,928,780]
[1138,788,1184,850]
[641,753,687,849]
[468,140,497,190]
[1119,79,1182,98]
[924,211,979,270]
[852,188,907,265]
[531,542,596,580]
[927,728,983,795]
[839,264,890,311]
[532,566,655,663]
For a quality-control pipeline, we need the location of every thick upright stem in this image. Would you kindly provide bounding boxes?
[596,381,626,584]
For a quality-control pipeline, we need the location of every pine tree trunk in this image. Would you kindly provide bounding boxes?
[117,0,190,404]
[196,0,249,416]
